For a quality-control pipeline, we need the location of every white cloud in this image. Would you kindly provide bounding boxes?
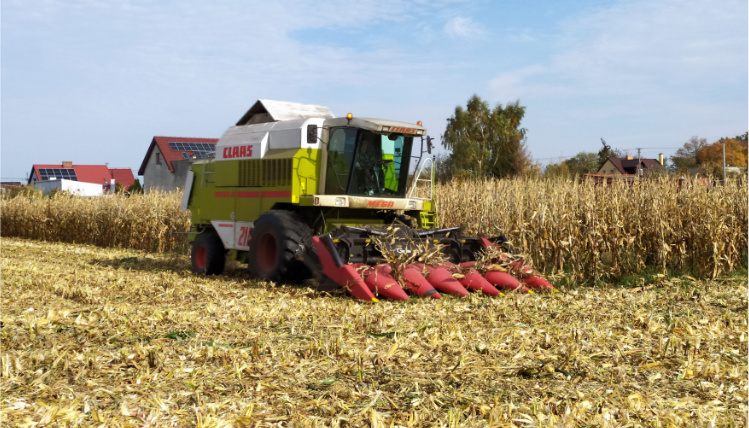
[3,0,744,179]
[2,0,431,99]
[485,0,747,161]
[491,0,747,102]
[443,16,486,39]
[1,0,471,179]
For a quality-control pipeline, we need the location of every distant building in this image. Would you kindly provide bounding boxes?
[28,162,135,196]
[597,155,666,176]
[235,99,334,125]
[136,101,332,193]
[0,182,24,196]
[138,136,218,193]
[724,166,743,176]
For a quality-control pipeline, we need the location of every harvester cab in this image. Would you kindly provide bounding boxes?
[312,114,430,215]
[184,100,554,301]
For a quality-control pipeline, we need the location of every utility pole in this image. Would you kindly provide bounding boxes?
[722,141,726,184]
[637,148,642,177]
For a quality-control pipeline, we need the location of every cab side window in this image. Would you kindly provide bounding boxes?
[325,128,357,194]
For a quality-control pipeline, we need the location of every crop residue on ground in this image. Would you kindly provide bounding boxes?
[1,238,747,427]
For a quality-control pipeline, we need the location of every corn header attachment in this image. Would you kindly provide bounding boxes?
[305,225,555,302]
[184,100,554,301]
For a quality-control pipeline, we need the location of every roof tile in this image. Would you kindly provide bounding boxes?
[138,136,218,175]
[29,164,136,189]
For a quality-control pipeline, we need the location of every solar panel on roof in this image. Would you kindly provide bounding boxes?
[38,168,78,181]
[168,142,215,151]
[168,142,216,160]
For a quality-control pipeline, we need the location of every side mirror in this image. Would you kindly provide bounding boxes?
[307,125,318,145]
[426,136,434,154]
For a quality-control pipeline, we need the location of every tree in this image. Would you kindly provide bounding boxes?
[597,138,623,168]
[521,161,543,179]
[564,152,599,176]
[441,95,532,179]
[696,138,748,176]
[543,161,571,180]
[669,136,708,174]
[128,178,144,194]
[433,153,454,183]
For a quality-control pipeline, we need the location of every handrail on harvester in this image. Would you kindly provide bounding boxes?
[407,156,435,201]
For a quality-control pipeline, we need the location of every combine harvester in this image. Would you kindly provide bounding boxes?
[183,100,554,301]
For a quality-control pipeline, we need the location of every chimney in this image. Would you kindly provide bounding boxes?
[626,155,634,160]
[658,153,664,166]
[62,161,73,168]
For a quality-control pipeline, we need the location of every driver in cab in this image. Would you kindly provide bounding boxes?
[353,134,382,196]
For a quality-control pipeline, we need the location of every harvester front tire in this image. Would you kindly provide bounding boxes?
[191,232,226,275]
[248,210,312,283]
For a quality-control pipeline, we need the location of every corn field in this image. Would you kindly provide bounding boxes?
[0,191,190,253]
[435,177,748,283]
[1,176,746,283]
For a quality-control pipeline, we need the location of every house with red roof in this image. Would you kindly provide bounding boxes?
[138,136,218,193]
[597,155,666,176]
[28,161,135,195]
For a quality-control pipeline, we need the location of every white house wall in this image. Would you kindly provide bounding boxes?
[143,146,184,193]
[34,179,103,196]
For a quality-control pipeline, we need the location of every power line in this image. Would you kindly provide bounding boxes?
[616,146,681,151]
[533,156,572,161]
[533,146,682,163]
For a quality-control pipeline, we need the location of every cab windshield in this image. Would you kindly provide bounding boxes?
[325,127,413,198]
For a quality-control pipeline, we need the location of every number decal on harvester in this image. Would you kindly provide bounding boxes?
[238,226,252,248]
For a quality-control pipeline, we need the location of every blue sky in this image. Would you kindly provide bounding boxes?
[2,0,747,181]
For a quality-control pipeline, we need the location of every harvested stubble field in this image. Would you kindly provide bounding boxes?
[2,238,747,427]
